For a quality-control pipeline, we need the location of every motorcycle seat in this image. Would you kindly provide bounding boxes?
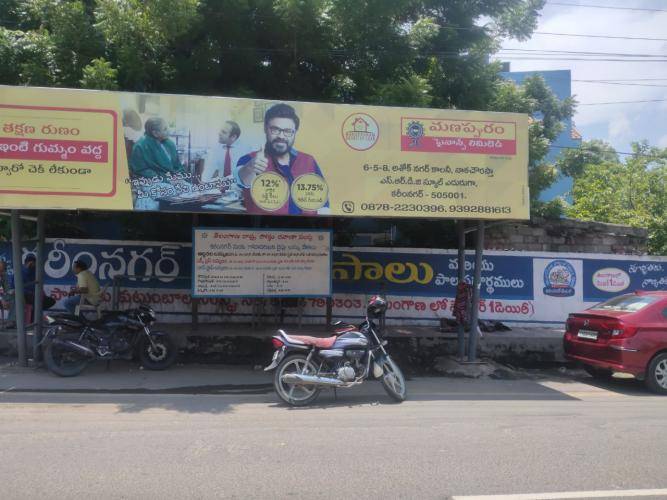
[285,335,337,349]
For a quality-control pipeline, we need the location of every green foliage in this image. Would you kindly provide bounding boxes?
[80,57,118,90]
[0,28,58,85]
[567,142,667,255]
[27,0,102,86]
[93,0,200,90]
[1,0,544,101]
[0,1,578,212]
[371,74,433,107]
[556,139,619,179]
[489,75,575,214]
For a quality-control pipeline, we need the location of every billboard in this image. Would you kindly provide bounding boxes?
[1,239,664,326]
[192,228,331,297]
[0,85,529,219]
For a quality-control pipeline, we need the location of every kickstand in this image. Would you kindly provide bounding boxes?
[333,387,338,401]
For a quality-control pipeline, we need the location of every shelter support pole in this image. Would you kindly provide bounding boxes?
[325,217,333,328]
[32,211,46,363]
[10,210,27,366]
[456,220,466,359]
[192,213,199,331]
[467,220,485,362]
[325,298,332,328]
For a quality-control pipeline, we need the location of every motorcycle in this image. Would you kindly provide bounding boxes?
[41,305,178,377]
[265,296,407,406]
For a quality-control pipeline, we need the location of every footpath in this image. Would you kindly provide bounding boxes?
[164,322,567,365]
[0,322,566,393]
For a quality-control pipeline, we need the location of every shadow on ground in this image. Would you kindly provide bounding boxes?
[0,375,587,415]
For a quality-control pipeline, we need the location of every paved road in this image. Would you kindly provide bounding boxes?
[1,375,666,499]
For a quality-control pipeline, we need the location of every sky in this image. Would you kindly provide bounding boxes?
[495,0,667,155]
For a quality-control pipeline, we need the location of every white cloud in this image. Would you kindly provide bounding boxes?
[494,1,667,151]
[608,114,632,141]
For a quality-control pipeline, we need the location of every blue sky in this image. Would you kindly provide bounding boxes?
[495,0,667,155]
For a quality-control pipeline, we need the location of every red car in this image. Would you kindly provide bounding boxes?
[564,291,667,394]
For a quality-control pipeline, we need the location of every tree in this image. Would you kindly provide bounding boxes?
[1,0,546,102]
[556,139,619,179]
[567,142,667,255]
[80,57,118,90]
[488,75,575,215]
[1,1,575,211]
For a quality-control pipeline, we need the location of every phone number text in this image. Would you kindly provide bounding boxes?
[359,203,513,214]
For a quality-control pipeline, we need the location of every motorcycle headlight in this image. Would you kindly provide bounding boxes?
[45,315,55,324]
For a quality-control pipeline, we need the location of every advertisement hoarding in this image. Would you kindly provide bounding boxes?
[0,85,529,220]
[1,240,664,326]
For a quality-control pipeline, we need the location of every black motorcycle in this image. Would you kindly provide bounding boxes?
[41,305,178,377]
[265,296,407,406]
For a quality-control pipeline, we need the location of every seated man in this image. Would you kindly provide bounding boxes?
[63,260,101,316]
[129,117,190,210]
[129,117,185,179]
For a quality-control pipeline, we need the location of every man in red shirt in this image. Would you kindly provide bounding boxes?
[237,103,328,215]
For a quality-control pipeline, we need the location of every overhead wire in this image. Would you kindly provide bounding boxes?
[546,2,667,13]
[549,144,667,159]
[572,80,667,88]
[577,99,667,106]
[531,31,667,42]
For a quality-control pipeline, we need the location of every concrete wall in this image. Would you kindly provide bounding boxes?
[485,217,648,255]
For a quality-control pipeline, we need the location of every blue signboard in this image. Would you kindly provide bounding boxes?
[583,258,666,302]
[332,251,533,300]
[2,241,664,306]
[1,240,191,289]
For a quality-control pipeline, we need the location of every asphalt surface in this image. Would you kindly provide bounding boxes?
[1,374,666,499]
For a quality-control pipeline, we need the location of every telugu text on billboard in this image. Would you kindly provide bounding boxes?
[0,85,529,219]
[192,228,332,297]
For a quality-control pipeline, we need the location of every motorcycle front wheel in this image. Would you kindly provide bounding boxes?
[139,333,178,370]
[380,355,407,402]
[43,342,89,377]
[274,354,321,406]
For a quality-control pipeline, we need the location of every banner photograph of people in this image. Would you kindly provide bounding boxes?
[1,85,530,220]
[121,94,330,216]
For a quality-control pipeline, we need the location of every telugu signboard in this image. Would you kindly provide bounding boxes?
[0,85,529,219]
[1,239,664,325]
[192,229,331,297]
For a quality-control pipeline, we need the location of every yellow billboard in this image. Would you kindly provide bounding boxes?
[0,85,529,219]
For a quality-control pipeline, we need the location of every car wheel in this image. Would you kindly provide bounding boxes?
[645,353,667,395]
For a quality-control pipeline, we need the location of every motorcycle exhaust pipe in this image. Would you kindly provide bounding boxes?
[52,338,96,358]
[281,373,346,387]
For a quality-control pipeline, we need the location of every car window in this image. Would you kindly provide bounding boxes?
[590,294,659,312]
[663,308,667,320]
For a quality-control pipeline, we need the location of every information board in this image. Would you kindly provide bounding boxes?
[192,228,331,297]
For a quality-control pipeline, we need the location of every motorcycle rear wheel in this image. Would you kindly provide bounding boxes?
[44,342,89,377]
[274,354,321,406]
[380,355,407,402]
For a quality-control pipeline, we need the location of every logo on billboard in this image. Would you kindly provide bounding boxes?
[342,113,379,151]
[543,260,576,297]
[405,121,425,147]
[592,267,631,293]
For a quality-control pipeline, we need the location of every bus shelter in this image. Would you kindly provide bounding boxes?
[0,85,529,366]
